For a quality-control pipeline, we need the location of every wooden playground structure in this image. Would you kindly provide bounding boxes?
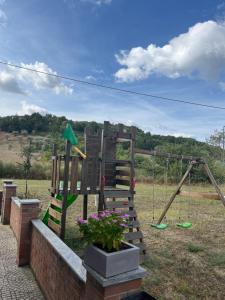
[44,121,146,256]
[43,120,225,257]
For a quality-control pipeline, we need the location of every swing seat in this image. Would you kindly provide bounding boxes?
[151,223,168,230]
[176,222,192,229]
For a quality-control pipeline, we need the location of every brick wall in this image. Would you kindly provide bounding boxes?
[10,197,21,241]
[0,190,2,215]
[30,220,86,300]
[8,195,146,300]
[85,273,142,300]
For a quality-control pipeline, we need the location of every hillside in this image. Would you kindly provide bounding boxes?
[0,113,224,182]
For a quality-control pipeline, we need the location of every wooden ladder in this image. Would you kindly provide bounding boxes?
[104,190,146,260]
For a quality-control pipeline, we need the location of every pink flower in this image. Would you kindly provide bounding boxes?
[89,213,100,220]
[120,224,127,228]
[121,214,130,218]
[77,217,87,224]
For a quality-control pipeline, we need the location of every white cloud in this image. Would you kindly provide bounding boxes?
[169,132,192,138]
[0,61,73,95]
[219,81,225,90]
[0,70,25,94]
[85,75,96,81]
[81,0,111,5]
[16,62,73,95]
[19,101,47,116]
[115,20,225,82]
[0,7,7,27]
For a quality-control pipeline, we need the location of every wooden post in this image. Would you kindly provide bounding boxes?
[203,162,225,207]
[51,144,57,196]
[83,194,88,220]
[157,161,195,224]
[99,126,106,212]
[60,140,71,240]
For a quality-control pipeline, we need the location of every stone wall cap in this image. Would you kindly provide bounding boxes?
[11,197,21,207]
[84,264,147,287]
[3,184,17,188]
[2,179,13,184]
[20,199,40,205]
[32,219,86,283]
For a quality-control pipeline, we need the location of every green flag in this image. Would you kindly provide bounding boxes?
[63,123,78,145]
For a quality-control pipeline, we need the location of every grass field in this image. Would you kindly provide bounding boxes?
[12,179,225,300]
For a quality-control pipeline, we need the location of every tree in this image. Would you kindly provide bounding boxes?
[20,139,32,198]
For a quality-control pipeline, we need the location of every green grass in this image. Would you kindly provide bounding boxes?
[7,179,225,300]
[209,252,225,267]
[187,243,204,253]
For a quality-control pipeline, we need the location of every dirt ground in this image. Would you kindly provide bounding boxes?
[12,180,225,300]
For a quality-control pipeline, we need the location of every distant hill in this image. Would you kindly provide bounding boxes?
[0,113,224,182]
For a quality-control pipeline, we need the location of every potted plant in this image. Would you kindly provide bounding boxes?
[77,210,139,278]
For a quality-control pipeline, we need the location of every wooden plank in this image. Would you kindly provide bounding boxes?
[117,132,132,140]
[179,190,220,200]
[133,242,146,251]
[135,148,204,163]
[127,220,140,228]
[124,231,143,241]
[203,163,225,207]
[103,190,132,198]
[116,179,130,186]
[52,157,57,194]
[50,198,62,209]
[70,156,79,194]
[106,200,133,209]
[117,138,131,142]
[60,140,71,240]
[116,170,130,177]
[124,210,137,217]
[49,207,62,221]
[56,156,61,194]
[83,194,88,220]
[48,219,61,235]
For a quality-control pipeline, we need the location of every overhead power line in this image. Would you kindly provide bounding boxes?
[0,60,225,111]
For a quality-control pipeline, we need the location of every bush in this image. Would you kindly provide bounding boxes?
[0,160,51,180]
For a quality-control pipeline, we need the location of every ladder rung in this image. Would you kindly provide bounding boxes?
[133,242,146,251]
[49,207,62,221]
[124,231,143,241]
[106,200,133,209]
[50,198,62,209]
[48,219,61,235]
[105,160,131,165]
[128,220,140,228]
[103,190,133,198]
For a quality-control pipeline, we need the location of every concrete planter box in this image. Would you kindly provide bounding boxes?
[84,241,139,278]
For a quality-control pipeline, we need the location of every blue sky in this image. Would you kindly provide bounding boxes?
[1,0,225,140]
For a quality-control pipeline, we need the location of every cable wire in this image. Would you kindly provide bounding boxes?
[1,60,225,111]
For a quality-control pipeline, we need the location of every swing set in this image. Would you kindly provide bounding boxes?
[135,149,225,230]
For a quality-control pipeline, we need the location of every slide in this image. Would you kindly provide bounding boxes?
[42,194,78,225]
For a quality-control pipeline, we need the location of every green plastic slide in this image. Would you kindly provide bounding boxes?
[42,194,78,225]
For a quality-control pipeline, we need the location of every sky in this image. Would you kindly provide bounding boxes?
[1,0,225,140]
